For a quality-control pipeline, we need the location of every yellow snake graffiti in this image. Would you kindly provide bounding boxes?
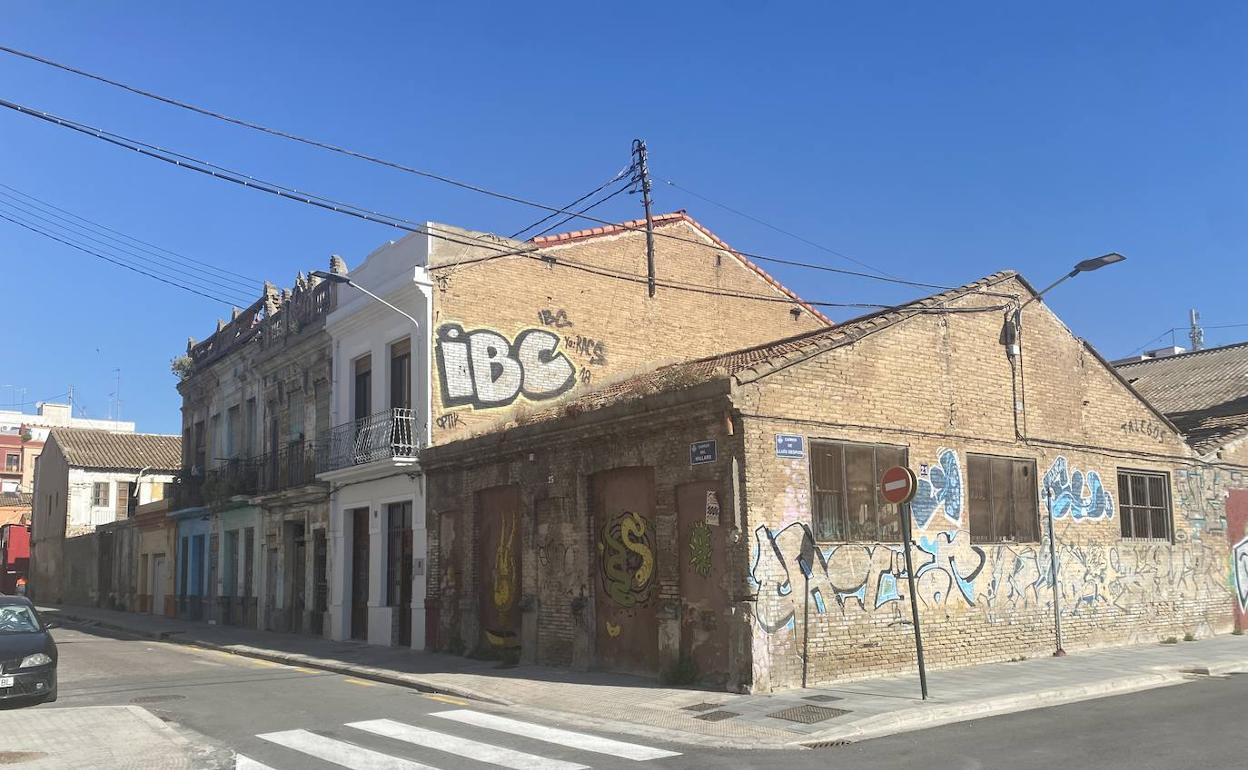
[598,510,656,607]
[493,509,517,621]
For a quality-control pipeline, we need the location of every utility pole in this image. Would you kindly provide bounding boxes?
[1189,309,1204,351]
[631,139,656,297]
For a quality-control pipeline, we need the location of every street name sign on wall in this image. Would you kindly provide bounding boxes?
[775,434,805,459]
[690,440,717,465]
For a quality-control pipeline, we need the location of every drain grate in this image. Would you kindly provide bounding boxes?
[803,694,843,703]
[130,694,186,704]
[768,704,850,724]
[693,710,740,722]
[680,702,723,712]
[803,739,853,749]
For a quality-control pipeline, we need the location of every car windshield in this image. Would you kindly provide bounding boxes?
[0,605,41,634]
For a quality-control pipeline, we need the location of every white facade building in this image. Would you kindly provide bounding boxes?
[320,234,433,648]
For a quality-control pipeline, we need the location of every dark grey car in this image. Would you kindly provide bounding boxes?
[0,596,57,705]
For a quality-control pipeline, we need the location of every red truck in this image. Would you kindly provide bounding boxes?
[1,524,30,595]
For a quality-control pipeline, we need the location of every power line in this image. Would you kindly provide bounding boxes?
[0,46,953,292]
[529,183,632,240]
[511,166,632,239]
[663,178,902,280]
[0,181,263,285]
[0,210,243,306]
[0,95,957,313]
[0,194,257,303]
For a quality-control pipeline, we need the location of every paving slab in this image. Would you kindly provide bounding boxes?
[0,705,224,769]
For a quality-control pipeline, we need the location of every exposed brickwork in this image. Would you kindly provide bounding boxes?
[427,218,826,443]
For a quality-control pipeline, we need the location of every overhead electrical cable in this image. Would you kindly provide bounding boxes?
[0,181,263,285]
[0,210,242,306]
[663,178,901,280]
[511,165,633,239]
[0,188,258,297]
[0,46,949,290]
[529,183,632,240]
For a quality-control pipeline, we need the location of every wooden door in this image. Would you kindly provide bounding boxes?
[477,486,522,651]
[151,555,166,615]
[350,508,370,640]
[591,467,658,675]
[677,480,730,685]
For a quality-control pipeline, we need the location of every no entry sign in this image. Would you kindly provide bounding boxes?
[880,465,917,505]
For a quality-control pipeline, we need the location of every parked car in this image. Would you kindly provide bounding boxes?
[0,597,56,705]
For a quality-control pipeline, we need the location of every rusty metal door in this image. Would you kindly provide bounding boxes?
[477,486,522,651]
[437,511,462,650]
[591,467,658,675]
[677,480,730,685]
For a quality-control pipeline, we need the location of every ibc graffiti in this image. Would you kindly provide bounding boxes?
[436,323,576,408]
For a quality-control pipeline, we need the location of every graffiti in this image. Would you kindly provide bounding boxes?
[434,411,463,431]
[1176,466,1243,536]
[1121,418,1168,442]
[436,323,576,408]
[748,523,988,633]
[1234,536,1248,611]
[689,522,712,577]
[564,334,608,366]
[606,621,621,637]
[493,510,518,621]
[578,368,593,385]
[750,520,1233,634]
[598,511,656,608]
[537,308,573,328]
[912,448,962,528]
[1043,457,1113,521]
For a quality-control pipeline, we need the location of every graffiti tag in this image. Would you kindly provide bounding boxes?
[1043,456,1113,521]
[564,334,608,366]
[599,511,656,608]
[912,448,962,528]
[436,323,576,408]
[538,308,573,329]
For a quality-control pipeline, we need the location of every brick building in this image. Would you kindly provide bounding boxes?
[318,211,827,649]
[420,271,1248,691]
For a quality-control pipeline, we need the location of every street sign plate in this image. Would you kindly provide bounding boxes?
[880,465,917,505]
[775,434,805,459]
[690,440,717,465]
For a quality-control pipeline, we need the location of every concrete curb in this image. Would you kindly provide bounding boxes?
[51,611,509,707]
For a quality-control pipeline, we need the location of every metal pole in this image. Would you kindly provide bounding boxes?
[900,502,928,699]
[1046,487,1066,656]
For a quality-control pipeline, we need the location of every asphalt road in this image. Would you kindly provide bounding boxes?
[24,623,1248,769]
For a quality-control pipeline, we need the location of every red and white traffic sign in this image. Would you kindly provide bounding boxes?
[880,465,917,505]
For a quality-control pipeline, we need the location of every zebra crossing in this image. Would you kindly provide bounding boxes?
[235,708,681,769]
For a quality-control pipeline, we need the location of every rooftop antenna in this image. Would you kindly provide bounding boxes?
[109,368,122,420]
[1189,309,1205,351]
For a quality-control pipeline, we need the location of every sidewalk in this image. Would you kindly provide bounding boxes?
[0,705,223,769]
[42,603,1248,749]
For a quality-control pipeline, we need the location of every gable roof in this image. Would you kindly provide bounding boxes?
[48,428,181,473]
[531,211,833,325]
[529,271,1019,419]
[1116,341,1248,454]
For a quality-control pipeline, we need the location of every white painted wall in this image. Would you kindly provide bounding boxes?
[65,468,176,533]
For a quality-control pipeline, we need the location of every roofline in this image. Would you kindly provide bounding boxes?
[1078,339,1185,439]
[1114,338,1248,370]
[531,210,834,326]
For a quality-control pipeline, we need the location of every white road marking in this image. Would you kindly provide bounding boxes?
[257,729,437,769]
[235,756,277,769]
[430,710,681,761]
[349,719,588,770]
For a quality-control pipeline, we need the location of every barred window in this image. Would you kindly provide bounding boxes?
[1118,470,1171,541]
[810,441,907,541]
[967,454,1039,543]
[92,482,110,507]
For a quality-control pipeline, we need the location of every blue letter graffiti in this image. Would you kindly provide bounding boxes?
[1043,456,1113,521]
[911,448,963,529]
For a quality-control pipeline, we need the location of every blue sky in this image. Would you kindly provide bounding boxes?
[2,2,1246,434]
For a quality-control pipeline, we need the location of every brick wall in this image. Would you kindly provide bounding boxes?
[735,275,1247,690]
[427,218,825,443]
[424,391,752,686]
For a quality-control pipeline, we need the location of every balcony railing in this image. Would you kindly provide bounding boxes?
[257,440,324,494]
[202,457,261,506]
[320,408,422,473]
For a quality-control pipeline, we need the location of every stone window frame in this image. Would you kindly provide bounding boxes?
[965,452,1040,544]
[1117,468,1173,542]
[808,439,908,543]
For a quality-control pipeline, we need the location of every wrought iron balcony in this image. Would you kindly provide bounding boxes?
[202,457,261,506]
[319,408,422,473]
[257,440,324,494]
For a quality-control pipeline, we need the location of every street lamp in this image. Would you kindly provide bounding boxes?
[310,270,422,329]
[1009,252,1125,658]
